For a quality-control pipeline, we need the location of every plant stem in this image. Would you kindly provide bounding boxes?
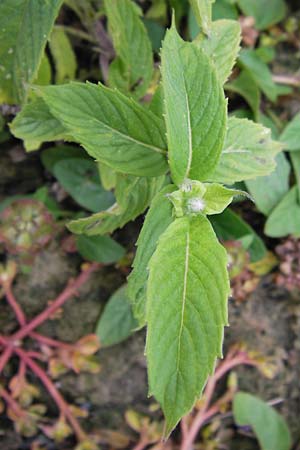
[14,347,87,442]
[0,386,25,417]
[11,263,100,342]
[180,352,258,450]
[4,282,26,326]
[0,345,13,374]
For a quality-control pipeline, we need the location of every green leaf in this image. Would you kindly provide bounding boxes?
[10,96,68,151]
[212,0,238,20]
[96,285,138,347]
[196,19,241,84]
[169,179,247,217]
[68,174,165,235]
[49,26,77,83]
[34,53,52,86]
[104,0,153,98]
[189,0,215,36]
[246,152,291,215]
[161,24,227,185]
[41,145,88,173]
[127,185,176,326]
[40,82,168,177]
[226,69,260,119]
[280,113,300,151]
[146,215,229,434]
[265,186,300,238]
[148,85,164,118]
[238,49,279,102]
[0,0,62,104]
[233,392,291,450]
[143,19,166,52]
[210,208,266,262]
[291,152,300,201]
[53,158,115,213]
[210,118,282,184]
[97,163,117,191]
[76,235,125,264]
[237,0,286,30]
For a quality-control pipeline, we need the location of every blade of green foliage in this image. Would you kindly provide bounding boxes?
[238,50,279,102]
[68,174,165,235]
[161,24,227,185]
[41,145,88,172]
[97,163,117,191]
[35,53,52,86]
[96,285,138,347]
[149,85,164,118]
[226,70,260,119]
[209,118,282,184]
[210,208,267,262]
[40,82,168,177]
[237,0,286,30]
[104,0,153,98]
[76,235,125,264]
[127,185,176,326]
[246,153,291,215]
[0,0,62,104]
[196,19,241,84]
[10,96,68,151]
[280,113,300,151]
[265,186,300,238]
[213,0,238,20]
[189,0,215,36]
[291,152,300,201]
[49,27,77,83]
[146,215,229,434]
[233,392,291,450]
[53,158,115,213]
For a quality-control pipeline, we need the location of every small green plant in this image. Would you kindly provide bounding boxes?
[6,0,285,435]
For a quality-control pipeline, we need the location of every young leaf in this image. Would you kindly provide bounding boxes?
[189,0,215,36]
[210,208,267,262]
[104,0,153,98]
[49,26,77,83]
[76,235,125,264]
[233,392,291,450]
[209,117,282,184]
[96,285,138,347]
[146,215,229,434]
[237,0,286,30]
[68,174,166,235]
[291,152,300,201]
[196,19,241,84]
[265,186,300,238]
[161,24,227,185]
[10,96,68,151]
[169,179,247,217]
[246,152,291,215]
[53,158,115,213]
[280,112,300,151]
[0,0,62,104]
[40,82,168,177]
[127,185,176,326]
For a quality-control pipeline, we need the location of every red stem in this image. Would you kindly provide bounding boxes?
[4,282,26,326]
[14,347,87,442]
[180,353,258,450]
[30,332,77,351]
[11,263,100,342]
[0,386,25,417]
[0,345,13,374]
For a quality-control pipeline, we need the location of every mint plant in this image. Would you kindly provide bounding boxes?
[9,0,283,435]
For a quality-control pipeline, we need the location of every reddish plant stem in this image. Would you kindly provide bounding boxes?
[180,353,258,450]
[11,263,100,342]
[0,345,13,374]
[14,347,87,442]
[30,332,77,352]
[4,282,26,326]
[0,386,25,417]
